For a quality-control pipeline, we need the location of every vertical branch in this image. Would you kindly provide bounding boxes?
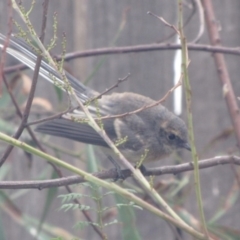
[201,0,240,149]
[178,0,209,238]
[0,1,46,166]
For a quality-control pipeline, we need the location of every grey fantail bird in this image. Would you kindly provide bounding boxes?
[0,34,191,164]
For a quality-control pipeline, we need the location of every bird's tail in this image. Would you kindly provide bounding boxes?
[0,33,96,101]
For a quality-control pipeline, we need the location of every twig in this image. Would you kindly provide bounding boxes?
[190,0,205,43]
[149,3,197,43]
[0,155,239,189]
[91,75,182,121]
[26,73,177,127]
[147,12,180,35]
[26,74,130,126]
[86,73,130,102]
[26,102,76,127]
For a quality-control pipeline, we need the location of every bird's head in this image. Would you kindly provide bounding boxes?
[157,115,191,154]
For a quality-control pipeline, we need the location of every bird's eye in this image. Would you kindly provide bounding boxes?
[168,133,176,140]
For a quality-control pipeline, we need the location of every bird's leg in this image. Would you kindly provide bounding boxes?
[107,156,149,180]
[137,164,148,176]
[107,156,126,181]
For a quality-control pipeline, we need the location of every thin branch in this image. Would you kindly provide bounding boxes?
[26,74,130,126]
[190,0,205,43]
[26,101,75,127]
[150,2,197,43]
[178,1,209,237]
[0,155,239,189]
[0,18,46,167]
[1,74,48,151]
[147,12,180,35]
[86,73,130,102]
[3,43,240,74]
[91,74,182,121]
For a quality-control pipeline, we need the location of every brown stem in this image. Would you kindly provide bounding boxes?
[0,155,239,189]
[3,43,240,74]
[202,0,240,149]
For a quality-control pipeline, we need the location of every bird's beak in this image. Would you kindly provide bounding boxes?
[182,142,191,151]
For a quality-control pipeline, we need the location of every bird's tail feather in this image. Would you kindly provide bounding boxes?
[0,33,96,101]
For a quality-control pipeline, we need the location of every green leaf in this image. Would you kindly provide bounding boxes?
[74,221,99,229]
[59,203,91,212]
[115,194,141,240]
[58,193,93,203]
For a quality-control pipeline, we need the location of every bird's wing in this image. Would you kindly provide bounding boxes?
[35,118,118,148]
[35,115,145,152]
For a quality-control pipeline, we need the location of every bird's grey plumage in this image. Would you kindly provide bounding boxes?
[0,33,190,163]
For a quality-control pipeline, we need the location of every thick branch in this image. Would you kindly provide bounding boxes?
[0,155,239,189]
[202,0,240,150]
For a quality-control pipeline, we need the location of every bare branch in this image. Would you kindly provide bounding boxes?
[0,1,48,166]
[202,0,240,186]
[86,73,130,102]
[147,12,180,35]
[93,74,182,121]
[190,0,205,43]
[0,155,239,189]
[3,43,240,74]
